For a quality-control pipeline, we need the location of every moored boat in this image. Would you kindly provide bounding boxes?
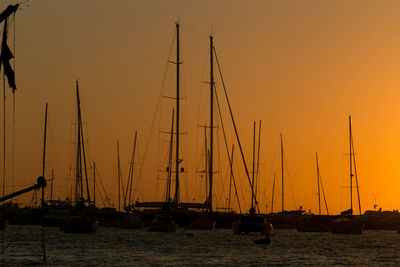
[330,215,363,234]
[331,117,363,235]
[147,213,178,232]
[233,212,273,235]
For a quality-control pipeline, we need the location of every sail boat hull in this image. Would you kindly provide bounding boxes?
[147,213,178,232]
[296,215,331,232]
[330,217,363,234]
[61,215,99,234]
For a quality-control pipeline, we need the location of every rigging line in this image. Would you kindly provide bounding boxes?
[266,139,280,201]
[95,182,106,207]
[319,173,329,216]
[214,84,241,214]
[283,152,297,210]
[136,29,176,197]
[181,25,209,38]
[183,39,208,60]
[351,133,362,215]
[213,46,259,212]
[94,165,111,207]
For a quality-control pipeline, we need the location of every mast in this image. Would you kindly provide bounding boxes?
[280,133,284,212]
[41,103,48,207]
[75,81,90,204]
[204,126,208,202]
[93,162,96,207]
[174,22,181,207]
[50,169,54,202]
[75,81,82,203]
[117,140,121,212]
[350,117,362,215]
[41,103,48,264]
[128,132,137,207]
[251,121,256,212]
[166,110,174,203]
[256,120,261,207]
[271,173,276,213]
[316,153,321,216]
[349,116,353,213]
[209,34,214,212]
[80,118,90,204]
[228,144,234,212]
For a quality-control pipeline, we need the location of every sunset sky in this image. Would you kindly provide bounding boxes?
[3,0,400,215]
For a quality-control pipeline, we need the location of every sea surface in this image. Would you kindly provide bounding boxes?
[0,225,399,266]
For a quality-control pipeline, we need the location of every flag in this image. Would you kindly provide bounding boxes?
[0,19,16,93]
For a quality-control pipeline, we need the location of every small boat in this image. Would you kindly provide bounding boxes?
[297,153,330,232]
[233,213,273,235]
[147,213,178,232]
[331,117,364,235]
[233,123,273,235]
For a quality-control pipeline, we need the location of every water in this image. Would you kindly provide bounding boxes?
[0,226,399,266]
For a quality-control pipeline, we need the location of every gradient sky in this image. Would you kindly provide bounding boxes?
[3,0,400,215]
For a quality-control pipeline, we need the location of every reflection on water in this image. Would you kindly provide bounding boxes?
[0,226,399,266]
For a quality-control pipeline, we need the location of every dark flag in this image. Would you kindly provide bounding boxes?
[0,19,16,93]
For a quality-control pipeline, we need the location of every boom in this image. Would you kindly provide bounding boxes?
[0,176,46,202]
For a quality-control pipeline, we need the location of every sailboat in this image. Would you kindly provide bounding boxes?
[120,131,144,229]
[61,81,99,234]
[135,22,183,215]
[330,116,363,234]
[147,109,178,232]
[185,33,217,230]
[296,153,331,232]
[268,133,304,229]
[232,121,272,235]
[0,4,19,230]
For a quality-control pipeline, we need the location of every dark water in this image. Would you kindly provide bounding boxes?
[0,226,399,266]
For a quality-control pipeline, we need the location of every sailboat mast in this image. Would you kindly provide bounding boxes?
[204,126,208,201]
[50,169,54,202]
[41,103,48,206]
[280,133,284,212]
[76,81,91,204]
[349,116,353,212]
[271,173,276,213]
[228,144,234,212]
[256,120,262,205]
[93,162,95,207]
[316,153,321,216]
[76,81,83,203]
[2,49,5,198]
[174,22,181,207]
[117,140,121,212]
[209,34,214,212]
[251,121,256,212]
[166,110,174,203]
[128,132,137,207]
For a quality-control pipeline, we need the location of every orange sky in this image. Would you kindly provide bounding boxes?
[3,0,400,215]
